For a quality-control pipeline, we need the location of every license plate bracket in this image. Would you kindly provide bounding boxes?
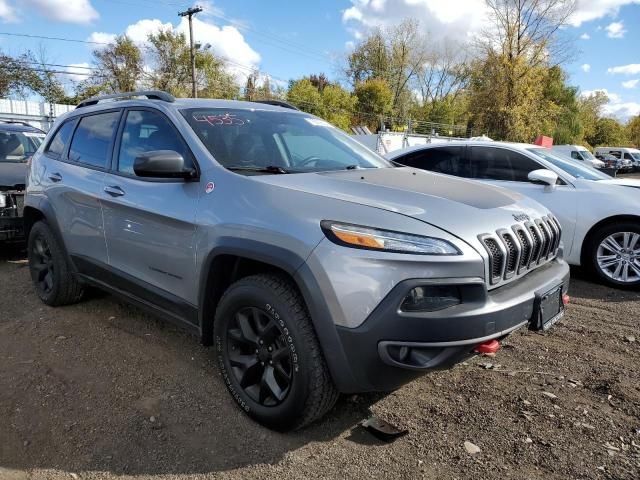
[531,284,564,331]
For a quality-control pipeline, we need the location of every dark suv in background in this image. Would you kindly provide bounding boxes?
[0,120,45,242]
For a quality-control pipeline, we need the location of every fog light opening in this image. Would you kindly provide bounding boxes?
[400,285,461,312]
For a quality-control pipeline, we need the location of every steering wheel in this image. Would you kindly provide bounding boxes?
[298,155,323,167]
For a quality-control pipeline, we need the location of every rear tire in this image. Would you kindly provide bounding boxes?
[27,221,84,306]
[214,273,338,431]
[585,222,640,289]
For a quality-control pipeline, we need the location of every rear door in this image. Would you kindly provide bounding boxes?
[41,110,121,267]
[100,107,201,310]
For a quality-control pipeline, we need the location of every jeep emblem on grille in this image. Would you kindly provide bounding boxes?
[513,213,530,222]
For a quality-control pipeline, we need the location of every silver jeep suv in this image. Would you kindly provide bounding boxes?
[25,91,569,430]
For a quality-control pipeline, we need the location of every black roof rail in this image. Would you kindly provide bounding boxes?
[77,90,176,109]
[0,118,36,127]
[253,99,300,111]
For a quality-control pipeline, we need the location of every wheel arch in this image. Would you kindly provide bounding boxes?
[197,242,358,392]
[581,214,640,265]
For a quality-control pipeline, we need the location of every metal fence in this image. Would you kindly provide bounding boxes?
[0,99,75,131]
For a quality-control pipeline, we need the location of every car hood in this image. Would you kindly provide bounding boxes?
[598,178,640,188]
[255,167,550,235]
[0,161,27,189]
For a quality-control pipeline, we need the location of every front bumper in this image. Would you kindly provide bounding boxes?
[334,258,570,392]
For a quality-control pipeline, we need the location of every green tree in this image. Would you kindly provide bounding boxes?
[626,115,640,148]
[589,118,628,147]
[320,84,356,131]
[147,28,193,97]
[287,78,323,116]
[354,78,393,131]
[577,91,609,147]
[91,35,143,93]
[196,51,239,100]
[542,66,582,144]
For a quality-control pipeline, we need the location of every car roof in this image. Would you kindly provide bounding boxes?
[385,140,538,158]
[0,121,45,134]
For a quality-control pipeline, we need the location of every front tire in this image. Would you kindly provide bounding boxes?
[27,221,84,305]
[214,274,338,431]
[586,222,640,288]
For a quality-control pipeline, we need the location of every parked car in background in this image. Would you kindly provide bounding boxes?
[551,144,604,169]
[24,91,569,430]
[596,153,625,171]
[0,120,46,243]
[595,147,640,171]
[387,142,640,288]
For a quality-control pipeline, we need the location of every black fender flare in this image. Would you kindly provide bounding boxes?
[197,239,359,393]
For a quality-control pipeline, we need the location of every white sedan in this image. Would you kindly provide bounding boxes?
[386,141,640,288]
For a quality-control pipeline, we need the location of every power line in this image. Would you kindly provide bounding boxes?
[0,31,108,45]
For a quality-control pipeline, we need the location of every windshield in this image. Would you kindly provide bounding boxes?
[580,150,596,160]
[0,131,44,162]
[182,108,390,173]
[631,152,640,161]
[527,148,611,181]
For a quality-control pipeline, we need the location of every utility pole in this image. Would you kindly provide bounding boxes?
[178,6,203,98]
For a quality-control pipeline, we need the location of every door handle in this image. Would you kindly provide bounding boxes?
[48,172,62,183]
[104,185,125,197]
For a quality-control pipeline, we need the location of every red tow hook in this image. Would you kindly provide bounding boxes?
[474,339,500,355]
[562,294,571,305]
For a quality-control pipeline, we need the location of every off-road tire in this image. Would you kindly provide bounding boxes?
[27,221,84,306]
[214,273,339,431]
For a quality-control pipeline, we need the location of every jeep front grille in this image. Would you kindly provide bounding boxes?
[479,215,562,287]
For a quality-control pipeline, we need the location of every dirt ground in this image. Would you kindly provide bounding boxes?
[1,225,640,478]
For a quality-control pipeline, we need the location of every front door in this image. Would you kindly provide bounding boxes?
[100,108,201,311]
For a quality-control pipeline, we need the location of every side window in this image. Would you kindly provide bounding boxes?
[570,151,581,160]
[68,112,120,168]
[624,153,633,160]
[397,147,469,177]
[45,121,76,158]
[609,151,621,159]
[118,110,192,175]
[469,147,542,182]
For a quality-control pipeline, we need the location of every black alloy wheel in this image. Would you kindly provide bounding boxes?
[226,306,293,406]
[30,234,55,295]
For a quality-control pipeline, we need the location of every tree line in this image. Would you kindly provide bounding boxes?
[1,0,639,148]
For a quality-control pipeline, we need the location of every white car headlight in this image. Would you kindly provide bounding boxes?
[321,221,461,255]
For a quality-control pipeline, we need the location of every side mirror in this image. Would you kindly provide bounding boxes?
[134,150,196,179]
[528,169,558,191]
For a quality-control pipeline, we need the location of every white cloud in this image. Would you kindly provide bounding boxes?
[605,21,626,38]
[580,33,590,39]
[88,16,261,83]
[24,0,98,24]
[341,0,490,43]
[622,79,639,89]
[568,0,640,27]
[581,63,591,72]
[0,0,17,22]
[87,31,117,45]
[581,88,640,120]
[607,63,640,75]
[175,16,260,80]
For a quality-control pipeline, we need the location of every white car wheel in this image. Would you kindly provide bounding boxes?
[595,231,640,285]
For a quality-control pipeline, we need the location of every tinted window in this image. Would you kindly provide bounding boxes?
[69,112,120,168]
[624,153,633,160]
[570,151,582,160]
[468,147,542,182]
[45,121,75,158]
[118,110,191,175]
[396,146,469,177]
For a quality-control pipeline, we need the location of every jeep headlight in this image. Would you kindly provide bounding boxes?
[321,221,461,255]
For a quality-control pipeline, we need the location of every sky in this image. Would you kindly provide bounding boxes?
[0,0,639,121]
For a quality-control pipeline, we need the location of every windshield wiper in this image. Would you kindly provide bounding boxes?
[226,165,290,174]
